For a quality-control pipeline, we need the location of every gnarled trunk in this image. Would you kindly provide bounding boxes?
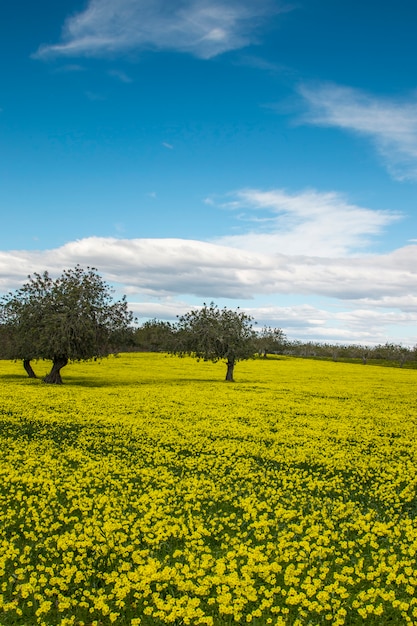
[225,358,235,382]
[43,356,68,384]
[23,359,37,378]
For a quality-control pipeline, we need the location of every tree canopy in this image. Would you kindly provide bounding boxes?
[134,319,175,352]
[172,302,256,381]
[253,325,287,357]
[0,266,134,383]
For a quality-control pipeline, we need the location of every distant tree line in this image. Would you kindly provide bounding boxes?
[1,266,415,384]
[133,321,416,369]
[281,340,417,368]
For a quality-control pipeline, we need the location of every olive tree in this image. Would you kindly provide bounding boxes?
[0,271,54,378]
[134,319,176,352]
[172,302,256,381]
[0,266,134,384]
[253,325,286,358]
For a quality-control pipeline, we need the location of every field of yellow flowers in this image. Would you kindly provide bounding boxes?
[0,353,416,626]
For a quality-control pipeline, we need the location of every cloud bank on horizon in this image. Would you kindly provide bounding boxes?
[1,234,415,300]
[34,0,281,60]
[1,233,416,346]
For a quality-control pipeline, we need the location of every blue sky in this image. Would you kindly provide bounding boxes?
[1,0,416,345]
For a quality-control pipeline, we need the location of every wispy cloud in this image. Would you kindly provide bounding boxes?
[211,188,399,256]
[85,90,106,101]
[51,64,86,73]
[33,0,281,61]
[234,53,285,74]
[108,69,133,83]
[299,82,417,181]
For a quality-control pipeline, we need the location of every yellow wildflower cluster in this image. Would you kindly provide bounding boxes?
[0,353,416,625]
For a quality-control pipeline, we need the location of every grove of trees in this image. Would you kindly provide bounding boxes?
[1,265,416,384]
[284,340,417,368]
[252,325,286,358]
[134,319,175,352]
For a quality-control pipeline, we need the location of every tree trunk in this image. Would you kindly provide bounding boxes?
[23,359,37,378]
[225,359,235,382]
[43,356,68,384]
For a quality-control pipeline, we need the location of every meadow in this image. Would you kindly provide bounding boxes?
[0,353,416,626]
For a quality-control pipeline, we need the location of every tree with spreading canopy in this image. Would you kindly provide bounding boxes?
[253,325,287,358]
[171,302,256,381]
[134,319,175,352]
[0,265,134,384]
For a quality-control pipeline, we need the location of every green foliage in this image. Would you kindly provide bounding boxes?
[0,266,134,382]
[172,302,256,380]
[134,319,175,352]
[0,271,54,361]
[253,325,286,356]
[285,340,417,368]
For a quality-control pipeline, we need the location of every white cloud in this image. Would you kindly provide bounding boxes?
[0,236,415,345]
[212,188,399,256]
[34,0,280,60]
[299,82,417,181]
[129,298,195,320]
[347,295,417,313]
[129,300,416,346]
[0,236,415,303]
[240,304,417,345]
